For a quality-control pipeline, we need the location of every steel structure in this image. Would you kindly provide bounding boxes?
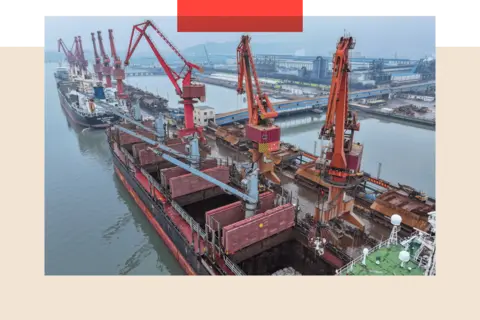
[108,29,127,99]
[97,31,113,88]
[73,36,88,75]
[313,35,365,238]
[90,33,103,81]
[236,34,281,185]
[57,38,76,73]
[124,20,206,143]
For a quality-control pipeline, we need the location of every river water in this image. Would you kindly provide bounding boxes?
[45,63,435,275]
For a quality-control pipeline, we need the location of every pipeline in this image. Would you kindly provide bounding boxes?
[114,126,258,204]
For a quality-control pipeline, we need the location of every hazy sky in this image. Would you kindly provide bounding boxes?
[45,16,435,59]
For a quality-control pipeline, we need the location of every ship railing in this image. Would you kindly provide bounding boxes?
[335,232,421,274]
[335,238,390,274]
[171,200,207,240]
[207,215,246,276]
[224,255,246,276]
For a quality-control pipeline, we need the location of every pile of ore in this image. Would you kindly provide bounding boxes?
[271,267,302,276]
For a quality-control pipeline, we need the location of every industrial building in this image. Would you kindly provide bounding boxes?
[194,105,216,127]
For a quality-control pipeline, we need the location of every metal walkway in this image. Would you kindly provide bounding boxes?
[215,81,435,125]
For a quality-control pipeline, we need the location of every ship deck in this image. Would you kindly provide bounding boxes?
[340,243,424,276]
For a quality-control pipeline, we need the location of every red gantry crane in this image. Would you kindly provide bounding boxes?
[124,20,206,143]
[57,38,76,73]
[108,29,127,99]
[91,32,103,82]
[313,35,365,238]
[74,36,88,75]
[97,31,113,88]
[236,35,281,185]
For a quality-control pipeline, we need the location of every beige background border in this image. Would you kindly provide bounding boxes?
[0,47,477,319]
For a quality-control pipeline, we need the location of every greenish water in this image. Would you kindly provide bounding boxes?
[45,63,435,275]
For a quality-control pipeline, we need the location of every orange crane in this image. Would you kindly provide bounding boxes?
[97,31,112,88]
[236,35,280,185]
[91,32,103,82]
[108,29,127,99]
[57,38,76,73]
[312,35,365,240]
[124,20,206,144]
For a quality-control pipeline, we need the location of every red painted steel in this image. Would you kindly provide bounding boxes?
[321,250,345,269]
[160,159,217,188]
[222,203,295,254]
[118,130,155,146]
[205,191,276,230]
[113,143,126,164]
[168,142,188,154]
[206,201,243,231]
[169,166,230,198]
[257,191,275,213]
[182,84,206,102]
[138,149,164,166]
[114,167,196,275]
[132,143,147,158]
[326,143,363,172]
[245,124,281,144]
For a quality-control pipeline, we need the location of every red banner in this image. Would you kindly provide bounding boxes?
[177,0,303,32]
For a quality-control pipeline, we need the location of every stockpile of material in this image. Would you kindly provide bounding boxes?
[271,267,302,276]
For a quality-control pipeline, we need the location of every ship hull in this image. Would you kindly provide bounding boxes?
[57,88,120,129]
[109,144,211,275]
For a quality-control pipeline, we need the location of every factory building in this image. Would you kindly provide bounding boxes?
[194,105,216,127]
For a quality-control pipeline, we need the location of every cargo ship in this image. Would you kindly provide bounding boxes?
[106,118,352,275]
[55,66,122,128]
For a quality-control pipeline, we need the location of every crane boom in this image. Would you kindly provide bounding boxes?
[57,38,76,72]
[203,45,212,66]
[108,29,127,99]
[236,35,278,125]
[91,33,103,81]
[124,20,206,143]
[236,35,280,185]
[76,36,88,74]
[312,35,365,238]
[97,31,112,88]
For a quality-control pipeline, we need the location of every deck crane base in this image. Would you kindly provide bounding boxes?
[308,35,366,241]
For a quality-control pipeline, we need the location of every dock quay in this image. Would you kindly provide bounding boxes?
[350,103,435,127]
[213,81,435,125]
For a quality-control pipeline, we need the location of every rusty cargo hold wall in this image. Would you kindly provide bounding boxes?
[205,191,276,230]
[160,159,218,189]
[222,203,296,255]
[169,166,230,199]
